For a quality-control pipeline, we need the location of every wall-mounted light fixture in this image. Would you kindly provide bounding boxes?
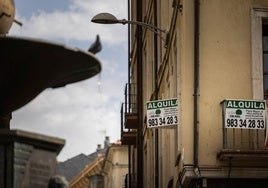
[91,12,167,45]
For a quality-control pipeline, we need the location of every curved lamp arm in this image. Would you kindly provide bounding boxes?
[91,12,166,43]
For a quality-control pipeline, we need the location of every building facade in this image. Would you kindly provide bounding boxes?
[102,144,129,188]
[120,0,268,187]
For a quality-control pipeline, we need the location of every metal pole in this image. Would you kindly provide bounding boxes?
[127,0,131,186]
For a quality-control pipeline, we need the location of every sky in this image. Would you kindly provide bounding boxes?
[9,0,128,161]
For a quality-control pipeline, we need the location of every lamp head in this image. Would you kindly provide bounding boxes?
[91,12,119,24]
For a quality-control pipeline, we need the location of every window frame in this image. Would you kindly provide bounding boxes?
[251,8,268,99]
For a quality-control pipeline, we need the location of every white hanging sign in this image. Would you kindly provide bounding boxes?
[223,99,266,130]
[146,98,178,128]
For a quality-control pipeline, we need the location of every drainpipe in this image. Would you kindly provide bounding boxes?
[137,0,143,187]
[193,0,200,168]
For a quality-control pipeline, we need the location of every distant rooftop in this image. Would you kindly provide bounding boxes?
[56,136,110,181]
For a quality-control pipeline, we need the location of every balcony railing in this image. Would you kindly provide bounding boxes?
[121,83,137,145]
[218,100,268,160]
[222,127,266,150]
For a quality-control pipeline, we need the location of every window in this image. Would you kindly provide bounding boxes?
[263,23,268,99]
[251,8,268,99]
[251,8,268,148]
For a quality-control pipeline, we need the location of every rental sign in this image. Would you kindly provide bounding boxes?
[223,99,266,130]
[146,98,178,128]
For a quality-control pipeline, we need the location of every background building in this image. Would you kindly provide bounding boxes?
[57,137,108,188]
[57,137,128,188]
[102,143,129,188]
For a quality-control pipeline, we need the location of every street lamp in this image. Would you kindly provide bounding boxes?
[91,12,167,44]
[91,12,165,188]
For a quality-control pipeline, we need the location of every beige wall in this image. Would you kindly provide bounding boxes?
[137,0,268,187]
[198,0,253,165]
